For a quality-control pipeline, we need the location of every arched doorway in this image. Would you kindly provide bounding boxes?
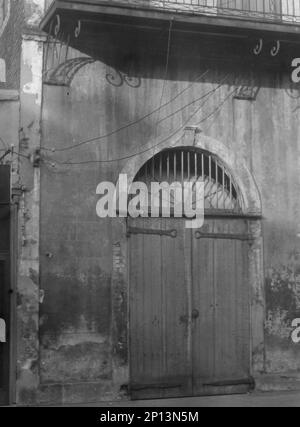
[128,146,257,399]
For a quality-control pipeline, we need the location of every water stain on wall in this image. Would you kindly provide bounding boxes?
[265,249,300,371]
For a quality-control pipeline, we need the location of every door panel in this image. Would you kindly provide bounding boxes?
[129,217,191,399]
[161,218,193,397]
[191,232,215,384]
[192,219,251,396]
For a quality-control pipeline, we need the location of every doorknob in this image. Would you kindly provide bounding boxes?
[179,314,189,325]
[180,310,199,325]
[192,309,199,320]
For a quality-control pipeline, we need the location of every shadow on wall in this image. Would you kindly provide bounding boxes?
[43,18,298,91]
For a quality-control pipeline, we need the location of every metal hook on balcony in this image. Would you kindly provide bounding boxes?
[54,14,61,37]
[75,20,81,39]
[253,39,263,56]
[271,40,280,57]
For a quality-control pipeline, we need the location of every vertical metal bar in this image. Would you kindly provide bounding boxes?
[57,32,64,66]
[160,152,163,181]
[167,152,170,181]
[44,19,54,79]
[174,151,177,181]
[230,175,233,208]
[63,32,71,78]
[222,166,225,210]
[152,156,155,180]
[216,159,219,209]
[202,153,205,180]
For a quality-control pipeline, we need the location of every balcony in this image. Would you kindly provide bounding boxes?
[70,1,300,22]
[40,1,300,60]
[164,1,300,22]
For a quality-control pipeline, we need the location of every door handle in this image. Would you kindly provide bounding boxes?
[192,309,199,320]
[180,310,199,325]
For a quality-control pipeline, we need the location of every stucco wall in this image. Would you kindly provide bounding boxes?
[0,0,23,89]
[28,26,300,405]
[10,0,46,406]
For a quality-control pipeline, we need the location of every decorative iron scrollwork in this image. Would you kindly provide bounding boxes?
[106,68,141,88]
[253,39,263,55]
[44,57,96,86]
[234,71,261,101]
[285,82,300,113]
[271,40,280,57]
[106,69,124,87]
[74,20,81,38]
[235,85,260,101]
[54,14,61,37]
[253,38,281,57]
[286,84,300,99]
[44,15,92,86]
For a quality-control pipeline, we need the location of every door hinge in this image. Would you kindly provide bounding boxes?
[131,382,182,391]
[127,227,177,239]
[203,377,255,389]
[195,231,255,242]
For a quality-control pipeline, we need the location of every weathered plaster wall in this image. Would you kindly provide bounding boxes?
[0,0,47,406]
[37,27,300,404]
[0,0,45,90]
[24,0,46,30]
[16,37,43,405]
[0,1,23,89]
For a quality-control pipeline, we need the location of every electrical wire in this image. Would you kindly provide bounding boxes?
[43,81,236,167]
[41,71,229,161]
[155,19,173,141]
[43,100,205,167]
[41,9,244,156]
[198,87,237,125]
[0,135,31,162]
[0,136,8,150]
[157,74,229,125]
[0,149,11,163]
[0,149,30,163]
[41,68,211,153]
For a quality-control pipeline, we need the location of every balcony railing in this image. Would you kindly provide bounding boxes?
[42,1,300,34]
[116,0,300,23]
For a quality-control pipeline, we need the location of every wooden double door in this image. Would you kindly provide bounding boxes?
[129,217,252,399]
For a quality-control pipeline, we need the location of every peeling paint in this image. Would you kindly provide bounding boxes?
[265,253,300,373]
[22,40,43,105]
[24,0,45,27]
[41,342,112,383]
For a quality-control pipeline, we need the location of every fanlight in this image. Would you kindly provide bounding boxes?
[134,148,243,215]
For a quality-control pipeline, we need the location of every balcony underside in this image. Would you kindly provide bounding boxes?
[41,0,300,43]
